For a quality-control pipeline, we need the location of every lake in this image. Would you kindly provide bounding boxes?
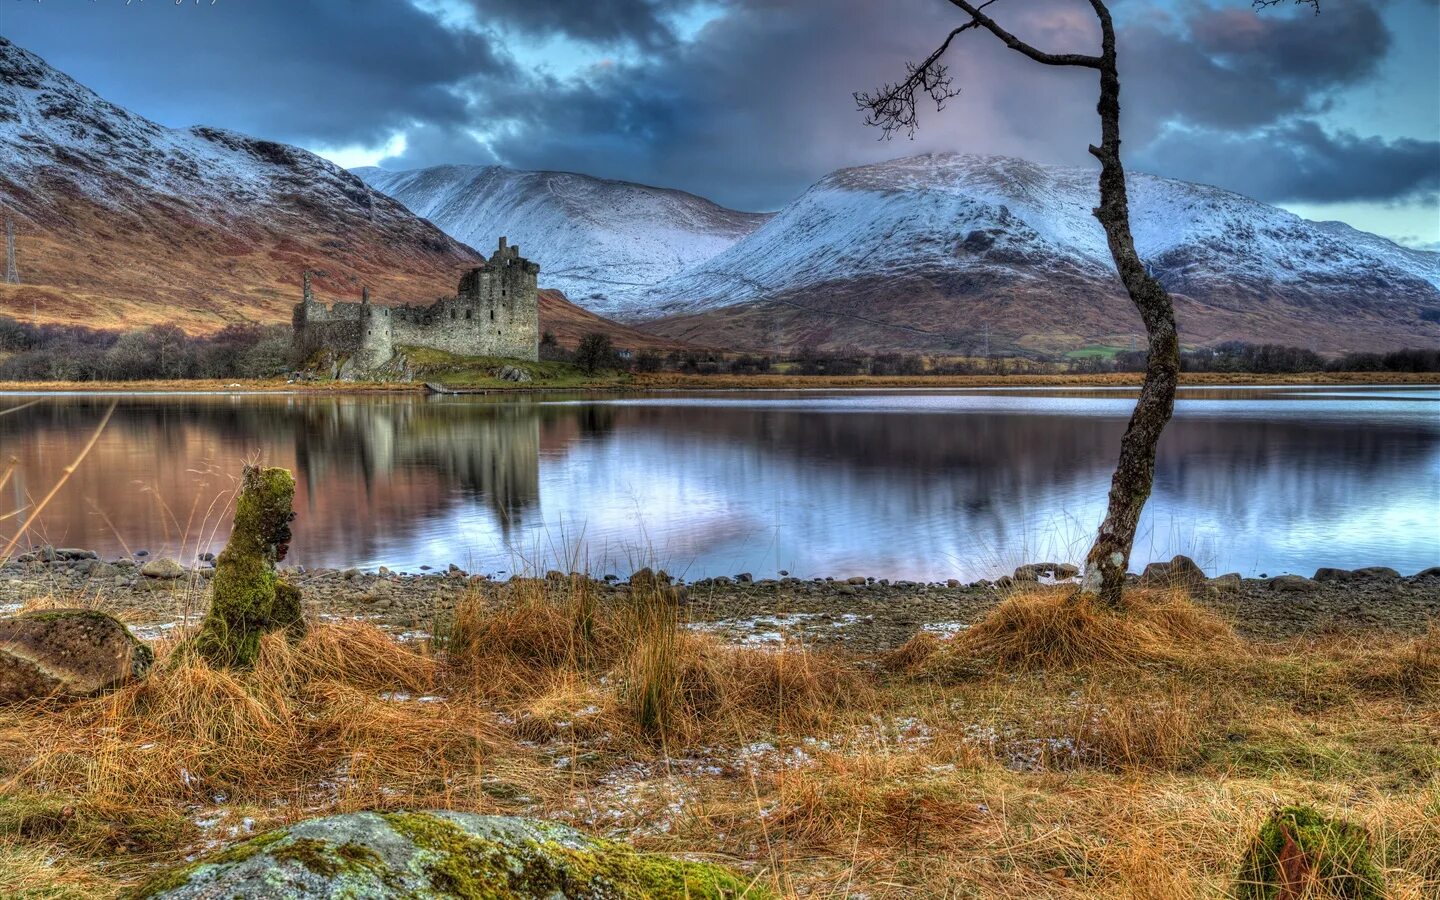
[0,386,1436,581]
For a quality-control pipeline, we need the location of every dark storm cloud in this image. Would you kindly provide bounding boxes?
[385,0,1432,209]
[7,0,1436,211]
[463,0,700,48]
[3,0,509,147]
[1137,120,1440,204]
[1123,2,1390,135]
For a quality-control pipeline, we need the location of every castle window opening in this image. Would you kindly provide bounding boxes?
[465,310,472,319]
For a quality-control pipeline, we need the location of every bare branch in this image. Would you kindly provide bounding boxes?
[945,0,1103,68]
[854,23,975,139]
[1253,0,1320,14]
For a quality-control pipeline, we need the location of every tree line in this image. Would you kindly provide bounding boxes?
[618,341,1440,377]
[0,318,292,381]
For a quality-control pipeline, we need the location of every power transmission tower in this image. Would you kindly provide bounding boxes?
[3,218,17,285]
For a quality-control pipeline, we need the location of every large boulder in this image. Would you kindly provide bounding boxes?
[1138,555,1208,593]
[140,557,187,579]
[136,811,769,899]
[1270,575,1320,593]
[0,609,153,702]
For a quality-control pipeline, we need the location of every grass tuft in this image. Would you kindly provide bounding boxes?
[924,585,1236,674]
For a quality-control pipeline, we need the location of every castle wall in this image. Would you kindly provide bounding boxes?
[292,237,540,370]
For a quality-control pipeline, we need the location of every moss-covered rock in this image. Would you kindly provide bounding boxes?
[189,465,305,668]
[133,811,770,899]
[1236,805,1385,900]
[0,609,152,702]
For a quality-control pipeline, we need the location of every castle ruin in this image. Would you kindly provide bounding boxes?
[292,237,540,372]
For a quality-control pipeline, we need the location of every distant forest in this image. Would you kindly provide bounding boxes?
[0,316,1436,381]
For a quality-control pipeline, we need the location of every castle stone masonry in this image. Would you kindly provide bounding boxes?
[293,237,539,370]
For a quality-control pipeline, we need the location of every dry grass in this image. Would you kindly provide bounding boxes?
[910,584,1237,674]
[0,582,1436,898]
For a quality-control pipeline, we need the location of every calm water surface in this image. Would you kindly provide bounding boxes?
[1,386,1436,581]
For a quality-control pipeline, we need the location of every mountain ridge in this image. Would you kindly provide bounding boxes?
[637,153,1440,353]
[352,163,770,320]
[0,36,663,348]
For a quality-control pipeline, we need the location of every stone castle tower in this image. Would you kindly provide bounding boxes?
[293,237,540,372]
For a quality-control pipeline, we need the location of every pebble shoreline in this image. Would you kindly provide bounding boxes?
[4,547,1439,650]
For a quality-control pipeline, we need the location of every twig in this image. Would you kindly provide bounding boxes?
[1,400,117,560]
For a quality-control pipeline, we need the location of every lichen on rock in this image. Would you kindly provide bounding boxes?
[135,811,771,899]
[1236,805,1385,900]
[188,465,305,668]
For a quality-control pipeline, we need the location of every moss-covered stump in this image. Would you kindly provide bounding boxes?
[0,609,152,702]
[190,465,305,668]
[135,811,771,899]
[1236,806,1385,900]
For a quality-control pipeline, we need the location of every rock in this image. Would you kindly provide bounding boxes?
[140,558,186,579]
[736,572,753,583]
[1313,567,1356,582]
[0,610,153,702]
[1138,554,1208,592]
[83,561,121,579]
[1416,566,1440,579]
[134,811,767,899]
[1235,806,1383,900]
[1354,566,1401,580]
[1012,564,1045,581]
[846,576,867,585]
[1270,574,1319,592]
[55,548,98,561]
[1209,573,1242,592]
[946,578,961,588]
[1054,563,1080,580]
[496,364,534,383]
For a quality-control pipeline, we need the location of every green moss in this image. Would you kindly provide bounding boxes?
[189,465,305,669]
[382,811,768,899]
[1236,805,1385,900]
[270,837,386,879]
[130,829,287,898]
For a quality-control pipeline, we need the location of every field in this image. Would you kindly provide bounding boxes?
[1,578,1435,898]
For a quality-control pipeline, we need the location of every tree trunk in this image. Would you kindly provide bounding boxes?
[1079,6,1182,607]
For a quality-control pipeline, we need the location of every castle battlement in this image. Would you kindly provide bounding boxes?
[293,237,540,374]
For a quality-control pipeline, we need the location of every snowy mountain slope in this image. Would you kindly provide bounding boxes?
[352,165,770,319]
[0,35,491,332]
[642,154,1440,353]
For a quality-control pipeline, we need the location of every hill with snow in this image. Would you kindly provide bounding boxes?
[0,37,500,332]
[352,165,770,320]
[641,154,1440,353]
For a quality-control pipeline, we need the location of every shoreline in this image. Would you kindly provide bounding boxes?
[0,370,1436,395]
[7,552,1438,649]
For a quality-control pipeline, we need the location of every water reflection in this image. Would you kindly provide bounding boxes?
[0,387,1436,580]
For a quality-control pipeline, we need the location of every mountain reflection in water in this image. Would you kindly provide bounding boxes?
[0,387,1436,580]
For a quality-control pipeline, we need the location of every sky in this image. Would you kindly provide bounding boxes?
[4,0,1438,247]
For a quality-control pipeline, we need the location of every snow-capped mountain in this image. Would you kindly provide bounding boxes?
[643,154,1440,353]
[352,164,770,319]
[0,36,486,332]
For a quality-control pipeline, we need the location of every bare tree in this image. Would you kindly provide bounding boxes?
[857,0,1314,606]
